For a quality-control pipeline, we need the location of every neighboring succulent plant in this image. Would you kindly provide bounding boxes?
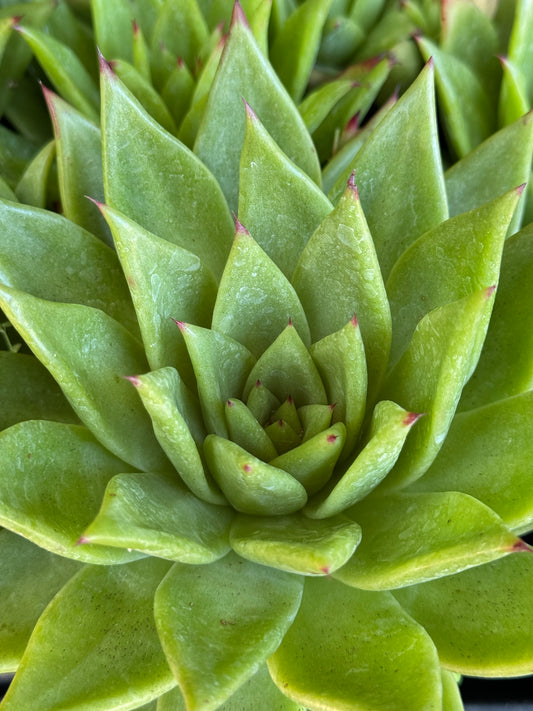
[1,2,533,711]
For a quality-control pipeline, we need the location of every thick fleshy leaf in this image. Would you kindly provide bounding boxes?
[101,58,234,282]
[444,111,533,231]
[0,530,82,673]
[204,435,308,515]
[82,473,233,562]
[225,398,278,461]
[91,0,135,63]
[16,25,99,121]
[0,286,168,472]
[379,288,496,489]
[0,199,137,335]
[294,178,390,397]
[161,60,195,128]
[246,380,281,424]
[230,511,361,575]
[44,90,111,244]
[336,491,519,590]
[386,188,521,365]
[351,61,448,280]
[1,558,175,711]
[459,225,533,409]
[0,352,78,430]
[157,665,304,711]
[507,0,533,103]
[269,0,334,102]
[0,420,140,564]
[129,368,225,505]
[268,578,442,711]
[411,392,533,535]
[237,103,332,279]
[269,423,346,494]
[154,552,303,711]
[179,322,255,437]
[100,203,217,376]
[305,401,419,518]
[14,139,55,209]
[243,324,326,406]
[299,78,355,134]
[394,553,533,676]
[151,0,209,69]
[212,224,310,357]
[499,56,530,126]
[193,3,320,212]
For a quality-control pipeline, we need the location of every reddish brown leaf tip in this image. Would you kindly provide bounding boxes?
[278,419,285,427]
[233,213,251,236]
[326,434,338,443]
[76,536,90,546]
[98,48,115,77]
[243,464,253,473]
[347,172,359,200]
[227,399,235,408]
[287,395,293,405]
[320,566,331,576]
[329,403,337,411]
[85,195,105,211]
[288,317,294,327]
[511,539,532,553]
[123,375,142,387]
[255,379,262,388]
[231,1,250,29]
[403,412,424,427]
[132,19,139,34]
[242,97,257,120]
[485,285,497,299]
[350,313,359,327]
[516,183,527,196]
[172,319,187,332]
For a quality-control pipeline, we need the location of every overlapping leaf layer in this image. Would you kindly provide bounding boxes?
[0,2,533,711]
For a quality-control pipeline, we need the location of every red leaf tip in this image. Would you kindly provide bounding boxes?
[172,319,187,332]
[255,379,262,388]
[350,313,358,327]
[123,375,142,387]
[403,412,424,427]
[320,566,331,576]
[326,434,338,443]
[347,172,359,199]
[132,19,139,34]
[76,536,90,546]
[511,539,532,553]
[485,285,497,299]
[288,317,294,327]
[516,183,527,196]
[233,213,251,236]
[242,97,257,120]
[227,399,235,408]
[243,463,253,473]
[231,1,250,29]
[98,48,115,77]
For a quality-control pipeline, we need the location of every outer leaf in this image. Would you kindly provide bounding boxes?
[0,352,78,430]
[379,288,496,489]
[194,4,320,212]
[386,188,521,365]
[101,58,234,282]
[238,103,332,279]
[394,553,533,676]
[204,435,308,515]
[351,61,448,280]
[335,491,519,590]
[45,90,111,245]
[305,401,419,518]
[212,224,311,358]
[268,578,442,711]
[507,0,533,103]
[0,420,140,564]
[499,56,530,126]
[459,225,533,409]
[82,472,233,562]
[269,0,334,102]
[0,199,138,335]
[411,392,533,535]
[154,552,303,711]
[100,204,217,377]
[230,511,361,575]
[0,530,82,673]
[0,286,168,472]
[129,368,225,505]
[1,558,175,711]
[16,25,99,121]
[294,179,390,398]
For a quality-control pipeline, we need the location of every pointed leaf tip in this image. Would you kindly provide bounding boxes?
[171,319,187,332]
[517,183,527,196]
[326,434,338,443]
[485,285,497,299]
[98,48,115,77]
[132,19,139,34]
[350,314,359,328]
[76,536,90,545]
[243,463,252,473]
[227,399,235,407]
[347,172,359,199]
[255,379,262,388]
[242,97,257,120]
[403,412,424,427]
[233,214,251,236]
[511,539,533,553]
[231,1,250,29]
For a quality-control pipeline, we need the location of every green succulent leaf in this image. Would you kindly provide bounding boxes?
[154,552,303,711]
[305,401,419,518]
[44,90,111,244]
[0,198,137,335]
[380,288,496,489]
[204,435,308,515]
[1,558,175,711]
[212,223,311,358]
[507,0,533,104]
[225,398,278,462]
[386,187,521,365]
[230,511,361,575]
[0,286,168,471]
[335,491,520,590]
[14,139,55,209]
[269,0,334,102]
[161,60,195,128]
[100,203,217,377]
[82,472,233,562]
[268,578,442,711]
[0,420,140,564]
[394,553,533,676]
[459,224,533,409]
[129,367,225,505]
[151,0,209,70]
[101,58,234,282]
[243,323,325,406]
[299,78,355,134]
[499,56,530,126]
[351,60,448,280]
[294,179,390,398]
[16,24,100,122]
[179,322,255,437]
[0,352,78,430]
[444,111,533,231]
[441,670,464,711]
[91,0,135,63]
[411,391,533,535]
[238,102,332,280]
[246,380,281,424]
[0,530,82,673]
[193,3,321,212]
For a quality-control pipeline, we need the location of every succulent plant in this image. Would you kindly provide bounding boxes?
[1,1,533,711]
